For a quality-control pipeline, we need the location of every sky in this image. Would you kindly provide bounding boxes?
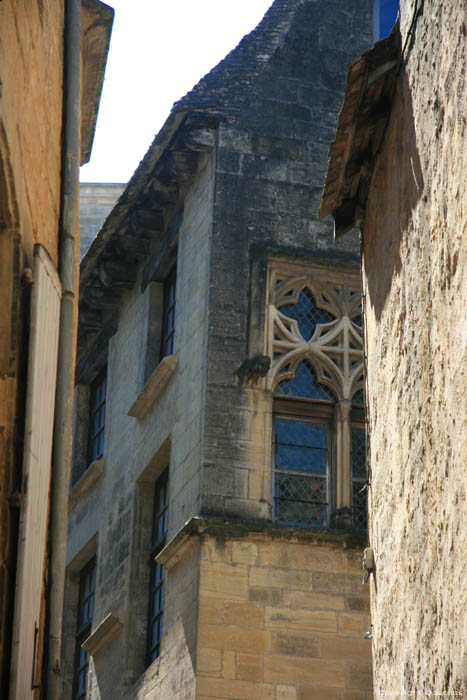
[80,0,274,184]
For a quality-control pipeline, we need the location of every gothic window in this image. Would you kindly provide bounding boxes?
[73,558,95,700]
[147,468,169,665]
[87,367,107,465]
[268,263,366,530]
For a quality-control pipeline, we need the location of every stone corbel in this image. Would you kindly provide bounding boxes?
[81,611,123,656]
[128,354,178,419]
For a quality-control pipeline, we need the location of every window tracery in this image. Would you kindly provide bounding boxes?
[268,268,364,402]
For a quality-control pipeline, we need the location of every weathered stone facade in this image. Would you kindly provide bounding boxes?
[0,1,112,696]
[65,2,375,699]
[321,0,466,696]
[364,2,467,695]
[79,183,126,259]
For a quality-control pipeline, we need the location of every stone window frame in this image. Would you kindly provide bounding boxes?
[72,556,96,700]
[71,346,109,489]
[143,248,178,384]
[146,467,169,666]
[266,258,367,529]
[160,267,177,360]
[87,366,107,466]
[123,437,172,680]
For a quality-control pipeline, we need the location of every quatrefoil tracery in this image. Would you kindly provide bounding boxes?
[269,274,364,401]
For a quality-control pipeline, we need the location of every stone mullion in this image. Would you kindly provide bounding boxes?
[335,399,352,509]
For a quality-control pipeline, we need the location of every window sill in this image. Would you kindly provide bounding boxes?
[128,354,178,420]
[82,611,123,656]
[68,459,105,513]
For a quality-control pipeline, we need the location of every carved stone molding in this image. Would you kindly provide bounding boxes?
[82,611,123,656]
[68,459,105,513]
[128,354,178,419]
[267,263,363,401]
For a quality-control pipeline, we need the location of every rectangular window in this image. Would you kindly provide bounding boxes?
[87,367,107,465]
[147,468,169,665]
[160,269,176,359]
[273,401,333,528]
[351,424,367,531]
[73,558,96,700]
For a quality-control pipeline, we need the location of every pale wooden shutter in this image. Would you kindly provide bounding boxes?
[10,245,61,698]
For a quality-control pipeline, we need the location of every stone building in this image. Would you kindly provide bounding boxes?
[79,183,126,259]
[64,2,376,699]
[321,0,466,696]
[0,1,112,697]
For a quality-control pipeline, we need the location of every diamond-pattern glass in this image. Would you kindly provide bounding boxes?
[275,418,326,473]
[274,417,329,527]
[351,426,367,530]
[353,313,363,328]
[352,480,368,531]
[351,427,366,479]
[352,388,364,405]
[275,473,327,527]
[280,287,335,340]
[275,360,336,401]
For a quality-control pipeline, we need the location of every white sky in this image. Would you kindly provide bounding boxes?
[80,0,274,183]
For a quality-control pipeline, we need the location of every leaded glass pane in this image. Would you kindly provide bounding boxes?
[275,360,336,401]
[351,426,367,530]
[352,388,364,405]
[351,427,366,479]
[275,473,327,527]
[352,480,368,531]
[274,417,329,527]
[275,418,326,473]
[280,287,335,340]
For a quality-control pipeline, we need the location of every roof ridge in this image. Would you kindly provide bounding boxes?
[172,0,304,114]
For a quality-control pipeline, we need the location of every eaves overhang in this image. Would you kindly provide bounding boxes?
[78,109,222,351]
[319,26,401,238]
[81,0,114,166]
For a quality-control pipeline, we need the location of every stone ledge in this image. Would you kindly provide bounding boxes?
[157,515,368,569]
[68,459,105,513]
[82,611,123,656]
[128,354,178,419]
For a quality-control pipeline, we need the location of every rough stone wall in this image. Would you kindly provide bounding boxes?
[362,0,467,696]
[0,1,64,690]
[200,0,373,518]
[131,540,200,700]
[196,532,372,699]
[0,1,64,265]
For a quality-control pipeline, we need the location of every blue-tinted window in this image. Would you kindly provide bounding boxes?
[275,360,336,401]
[274,417,330,528]
[88,368,107,465]
[73,559,96,700]
[374,0,399,41]
[279,287,334,341]
[147,469,169,665]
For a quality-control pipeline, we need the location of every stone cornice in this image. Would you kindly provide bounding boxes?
[156,515,368,569]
